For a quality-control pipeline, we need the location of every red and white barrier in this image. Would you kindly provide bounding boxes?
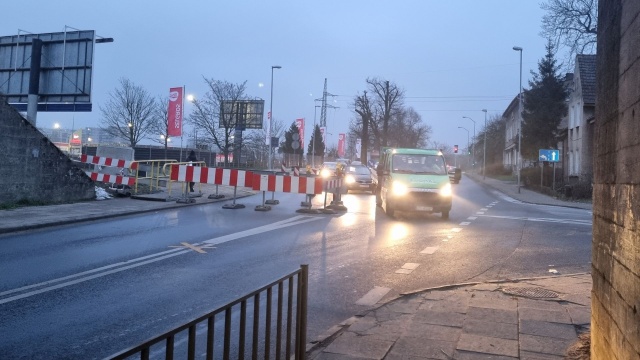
[252,173,323,195]
[169,164,253,187]
[80,154,139,170]
[87,173,135,186]
[324,178,343,191]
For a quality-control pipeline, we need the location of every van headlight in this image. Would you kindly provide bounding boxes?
[345,174,355,184]
[320,168,331,178]
[392,181,409,196]
[439,182,452,197]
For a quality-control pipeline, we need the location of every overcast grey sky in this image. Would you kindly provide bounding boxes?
[4,0,552,149]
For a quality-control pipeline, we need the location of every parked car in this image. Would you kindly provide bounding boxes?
[320,162,338,178]
[344,165,376,193]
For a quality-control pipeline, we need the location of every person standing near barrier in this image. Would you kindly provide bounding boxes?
[187,150,197,192]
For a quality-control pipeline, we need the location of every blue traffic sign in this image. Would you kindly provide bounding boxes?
[539,149,560,162]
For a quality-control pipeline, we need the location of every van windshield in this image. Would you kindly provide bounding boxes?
[391,154,447,175]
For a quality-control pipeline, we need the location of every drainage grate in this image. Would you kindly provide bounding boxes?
[501,287,559,299]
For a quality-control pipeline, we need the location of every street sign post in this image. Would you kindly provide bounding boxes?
[538,149,560,189]
[538,149,560,162]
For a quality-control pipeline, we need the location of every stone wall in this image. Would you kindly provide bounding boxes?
[592,1,640,359]
[0,100,95,205]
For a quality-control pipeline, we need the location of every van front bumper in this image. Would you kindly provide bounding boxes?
[389,191,452,212]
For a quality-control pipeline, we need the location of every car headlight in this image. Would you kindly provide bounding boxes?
[392,181,409,196]
[345,174,355,184]
[320,169,331,178]
[439,182,452,197]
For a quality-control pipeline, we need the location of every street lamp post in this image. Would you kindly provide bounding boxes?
[268,65,282,170]
[457,127,470,168]
[462,116,476,171]
[482,109,487,179]
[128,122,133,147]
[513,46,523,193]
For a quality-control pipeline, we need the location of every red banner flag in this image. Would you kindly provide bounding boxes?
[338,133,346,157]
[167,87,183,137]
[296,118,305,151]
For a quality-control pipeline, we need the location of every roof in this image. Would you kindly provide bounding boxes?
[576,54,596,105]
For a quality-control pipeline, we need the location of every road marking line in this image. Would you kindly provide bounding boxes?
[356,286,391,305]
[480,208,489,211]
[477,214,592,225]
[0,251,189,305]
[477,212,485,215]
[459,222,471,226]
[402,263,420,269]
[451,228,462,233]
[467,216,477,220]
[0,215,323,305]
[168,242,216,254]
[442,238,449,242]
[420,247,438,254]
[204,216,321,245]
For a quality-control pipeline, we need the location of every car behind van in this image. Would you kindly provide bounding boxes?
[376,148,452,219]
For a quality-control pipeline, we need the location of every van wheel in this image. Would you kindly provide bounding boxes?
[441,209,450,220]
[386,201,396,218]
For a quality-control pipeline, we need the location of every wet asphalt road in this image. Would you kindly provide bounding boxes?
[0,177,591,359]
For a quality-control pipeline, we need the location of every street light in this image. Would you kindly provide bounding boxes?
[268,65,282,170]
[457,126,470,157]
[482,109,487,180]
[128,122,133,147]
[462,116,476,170]
[513,46,523,193]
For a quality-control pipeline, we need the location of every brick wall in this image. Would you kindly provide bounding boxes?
[592,1,640,359]
[0,100,95,205]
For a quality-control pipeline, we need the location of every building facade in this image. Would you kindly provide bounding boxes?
[566,54,596,183]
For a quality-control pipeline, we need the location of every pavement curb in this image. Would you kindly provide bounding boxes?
[305,272,591,357]
[465,173,592,210]
[0,192,257,235]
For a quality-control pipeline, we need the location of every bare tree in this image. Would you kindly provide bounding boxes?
[540,0,597,67]
[367,78,404,147]
[99,78,157,147]
[387,107,432,148]
[188,78,248,165]
[147,96,172,158]
[242,117,285,168]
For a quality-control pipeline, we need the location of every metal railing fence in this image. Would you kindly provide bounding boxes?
[107,265,308,360]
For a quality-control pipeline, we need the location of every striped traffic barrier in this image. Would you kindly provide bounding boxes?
[80,154,139,170]
[169,164,253,208]
[80,154,138,188]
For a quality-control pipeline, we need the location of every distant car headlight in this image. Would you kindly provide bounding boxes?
[320,168,331,178]
[439,182,452,197]
[345,174,355,184]
[392,181,409,196]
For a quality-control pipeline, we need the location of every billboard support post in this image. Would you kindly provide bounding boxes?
[26,39,43,125]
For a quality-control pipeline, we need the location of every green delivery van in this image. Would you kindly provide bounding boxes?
[375,148,453,219]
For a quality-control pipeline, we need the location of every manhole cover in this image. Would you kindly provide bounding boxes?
[501,287,559,299]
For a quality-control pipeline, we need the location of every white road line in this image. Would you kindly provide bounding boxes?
[0,247,186,298]
[395,263,420,274]
[467,216,478,221]
[480,208,489,211]
[0,251,189,305]
[1,215,324,306]
[477,212,485,215]
[459,222,471,226]
[477,214,592,225]
[204,216,321,245]
[451,228,462,233]
[356,286,392,305]
[420,247,438,255]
